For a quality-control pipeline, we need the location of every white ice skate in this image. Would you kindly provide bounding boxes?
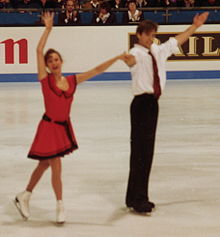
[14,190,31,220]
[56,200,65,224]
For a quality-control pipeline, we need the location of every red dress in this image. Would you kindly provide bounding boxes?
[28,74,78,160]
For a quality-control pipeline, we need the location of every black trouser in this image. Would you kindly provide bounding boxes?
[126,93,159,206]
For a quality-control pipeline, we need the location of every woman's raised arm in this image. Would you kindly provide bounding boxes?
[37,12,54,80]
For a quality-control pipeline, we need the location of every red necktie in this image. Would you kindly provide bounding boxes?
[149,51,161,99]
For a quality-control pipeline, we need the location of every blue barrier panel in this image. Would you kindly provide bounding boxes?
[143,11,164,24]
[169,10,195,23]
[53,13,59,24]
[0,12,39,24]
[1,71,220,82]
[115,12,123,24]
[0,9,220,25]
[79,11,93,24]
[206,10,220,23]
[168,10,214,24]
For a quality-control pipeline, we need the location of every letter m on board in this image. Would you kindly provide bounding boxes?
[1,39,28,64]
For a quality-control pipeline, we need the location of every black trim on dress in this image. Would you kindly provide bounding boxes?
[48,74,63,97]
[28,146,77,160]
[48,74,76,98]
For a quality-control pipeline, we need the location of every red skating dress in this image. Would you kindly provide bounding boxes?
[28,74,78,160]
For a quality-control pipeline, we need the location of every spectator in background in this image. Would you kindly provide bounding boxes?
[181,0,196,7]
[92,2,117,24]
[58,0,81,24]
[110,0,125,9]
[57,0,79,9]
[14,0,40,8]
[183,0,219,6]
[192,0,202,6]
[90,0,100,8]
[202,0,220,6]
[69,0,81,8]
[0,0,12,8]
[123,0,144,24]
[56,0,65,8]
[176,0,200,6]
[151,0,160,6]
[136,0,153,8]
[82,0,100,12]
[37,0,58,8]
[155,0,177,7]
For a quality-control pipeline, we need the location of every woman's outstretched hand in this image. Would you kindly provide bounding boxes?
[117,52,130,61]
[42,12,54,30]
[119,52,136,67]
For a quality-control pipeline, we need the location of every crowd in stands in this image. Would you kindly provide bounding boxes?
[0,0,219,25]
[56,0,220,25]
[1,0,220,9]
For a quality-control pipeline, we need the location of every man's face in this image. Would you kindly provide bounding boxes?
[66,1,74,12]
[137,30,156,49]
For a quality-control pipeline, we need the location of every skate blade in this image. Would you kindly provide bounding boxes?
[128,207,152,216]
[56,221,65,225]
[151,207,156,212]
[14,198,28,221]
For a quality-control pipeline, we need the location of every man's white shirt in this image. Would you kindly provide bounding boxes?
[129,37,178,96]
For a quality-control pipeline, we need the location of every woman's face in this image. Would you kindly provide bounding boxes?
[128,2,137,11]
[46,53,63,74]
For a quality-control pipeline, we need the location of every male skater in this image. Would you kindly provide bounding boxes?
[123,12,209,214]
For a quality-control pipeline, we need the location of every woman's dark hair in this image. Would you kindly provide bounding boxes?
[44,48,63,65]
[99,2,111,12]
[136,20,158,35]
[127,0,137,6]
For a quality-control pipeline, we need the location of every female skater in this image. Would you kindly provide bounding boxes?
[14,12,125,224]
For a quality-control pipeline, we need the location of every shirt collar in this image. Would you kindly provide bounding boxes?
[134,43,150,53]
[48,74,74,98]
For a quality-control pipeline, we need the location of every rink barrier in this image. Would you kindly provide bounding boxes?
[1,25,220,76]
[1,71,220,82]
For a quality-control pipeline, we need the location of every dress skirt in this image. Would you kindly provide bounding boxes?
[28,114,78,160]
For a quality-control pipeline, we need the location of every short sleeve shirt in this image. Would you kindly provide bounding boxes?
[129,37,178,95]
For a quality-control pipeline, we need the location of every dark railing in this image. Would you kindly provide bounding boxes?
[0,7,219,26]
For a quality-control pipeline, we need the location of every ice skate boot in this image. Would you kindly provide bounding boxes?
[14,190,31,220]
[56,200,65,225]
